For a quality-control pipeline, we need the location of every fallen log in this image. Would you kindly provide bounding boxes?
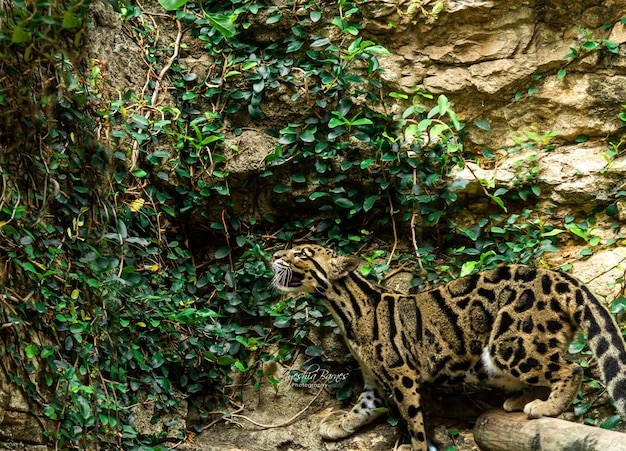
[473,409,626,451]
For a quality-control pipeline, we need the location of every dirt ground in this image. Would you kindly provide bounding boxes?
[175,357,626,451]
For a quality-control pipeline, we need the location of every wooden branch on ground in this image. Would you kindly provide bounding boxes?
[473,409,626,451]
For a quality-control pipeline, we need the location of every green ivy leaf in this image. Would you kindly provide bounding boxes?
[487,194,507,212]
[482,148,495,159]
[248,104,262,119]
[43,405,58,419]
[447,109,461,131]
[389,92,408,99]
[161,205,177,216]
[474,119,491,132]
[582,41,598,50]
[215,246,230,259]
[404,123,420,140]
[252,80,264,94]
[311,37,331,47]
[568,341,585,353]
[182,91,198,101]
[273,184,290,193]
[351,118,373,126]
[22,262,39,274]
[12,26,32,44]
[575,134,588,143]
[363,45,390,54]
[610,297,626,314]
[130,114,149,128]
[305,345,324,356]
[309,192,328,200]
[217,356,237,366]
[158,0,188,10]
[25,344,38,358]
[150,352,165,368]
[600,415,622,430]
[437,95,450,116]
[336,384,353,400]
[206,13,236,38]
[574,402,592,416]
[299,128,316,143]
[360,159,375,169]
[266,14,282,24]
[606,203,618,217]
[387,416,399,426]
[363,195,377,212]
[540,229,564,237]
[62,11,82,29]
[286,40,304,53]
[427,211,442,224]
[344,26,360,36]
[566,224,588,240]
[334,198,354,209]
[328,117,345,128]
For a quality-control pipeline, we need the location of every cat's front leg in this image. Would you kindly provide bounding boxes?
[319,382,385,440]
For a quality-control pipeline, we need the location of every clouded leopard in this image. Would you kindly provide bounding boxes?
[271,244,626,451]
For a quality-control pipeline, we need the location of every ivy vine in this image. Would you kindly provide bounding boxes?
[0,0,624,448]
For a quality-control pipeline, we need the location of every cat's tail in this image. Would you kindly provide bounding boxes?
[577,283,626,417]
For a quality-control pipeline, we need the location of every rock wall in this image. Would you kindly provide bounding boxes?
[364,0,626,150]
[169,0,626,240]
[3,0,626,448]
[0,369,47,449]
[80,2,626,254]
[356,0,626,296]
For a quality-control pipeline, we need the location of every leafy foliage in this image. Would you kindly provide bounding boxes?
[0,0,624,448]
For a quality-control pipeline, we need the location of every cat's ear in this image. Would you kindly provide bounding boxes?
[329,256,360,279]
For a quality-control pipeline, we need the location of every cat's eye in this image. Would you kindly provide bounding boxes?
[294,250,308,259]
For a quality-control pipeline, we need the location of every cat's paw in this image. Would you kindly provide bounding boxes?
[504,386,551,413]
[394,442,437,451]
[319,410,354,440]
[503,393,527,412]
[523,399,560,418]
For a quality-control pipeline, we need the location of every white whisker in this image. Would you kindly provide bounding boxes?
[271,266,293,290]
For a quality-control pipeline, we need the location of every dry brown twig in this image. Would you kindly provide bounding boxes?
[130,17,184,170]
[200,383,327,433]
[229,384,326,429]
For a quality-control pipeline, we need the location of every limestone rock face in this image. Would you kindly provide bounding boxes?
[199,0,626,228]
[362,0,626,151]
[452,143,626,204]
[0,371,46,447]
